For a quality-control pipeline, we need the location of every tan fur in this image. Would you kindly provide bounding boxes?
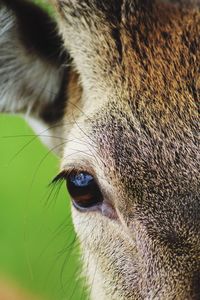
[54,1,200,299]
[0,0,199,299]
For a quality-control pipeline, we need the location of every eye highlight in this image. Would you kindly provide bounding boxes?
[70,172,94,188]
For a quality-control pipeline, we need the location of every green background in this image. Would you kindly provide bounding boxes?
[0,1,87,299]
[0,117,87,300]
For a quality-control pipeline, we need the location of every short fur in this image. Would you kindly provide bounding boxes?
[0,0,199,299]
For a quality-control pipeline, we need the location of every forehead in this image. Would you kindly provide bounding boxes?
[88,4,199,185]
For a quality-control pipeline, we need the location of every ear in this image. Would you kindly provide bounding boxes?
[0,0,70,125]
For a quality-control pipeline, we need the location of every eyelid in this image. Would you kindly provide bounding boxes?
[62,161,96,175]
[52,161,97,185]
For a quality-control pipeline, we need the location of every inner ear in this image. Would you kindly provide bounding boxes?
[5,0,66,64]
[0,0,71,121]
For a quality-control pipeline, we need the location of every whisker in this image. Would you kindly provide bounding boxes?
[29,141,68,192]
[1,134,67,140]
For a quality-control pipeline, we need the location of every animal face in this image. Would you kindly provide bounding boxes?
[0,0,199,299]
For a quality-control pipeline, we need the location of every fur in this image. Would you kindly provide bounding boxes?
[0,0,199,299]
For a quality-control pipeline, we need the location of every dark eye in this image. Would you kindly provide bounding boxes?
[66,171,103,210]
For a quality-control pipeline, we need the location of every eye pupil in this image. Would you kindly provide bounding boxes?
[66,171,103,210]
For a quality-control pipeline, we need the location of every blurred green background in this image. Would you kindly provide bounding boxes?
[0,1,87,300]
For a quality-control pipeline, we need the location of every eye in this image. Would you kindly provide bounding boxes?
[66,171,103,210]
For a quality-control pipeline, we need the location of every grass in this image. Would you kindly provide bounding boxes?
[34,0,54,14]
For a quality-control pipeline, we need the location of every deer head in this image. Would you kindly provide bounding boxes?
[0,0,199,298]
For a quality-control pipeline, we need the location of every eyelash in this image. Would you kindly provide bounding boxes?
[51,170,72,185]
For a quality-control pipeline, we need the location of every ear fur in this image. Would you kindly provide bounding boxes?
[0,0,70,124]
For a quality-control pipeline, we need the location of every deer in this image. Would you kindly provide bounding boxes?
[0,0,199,299]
